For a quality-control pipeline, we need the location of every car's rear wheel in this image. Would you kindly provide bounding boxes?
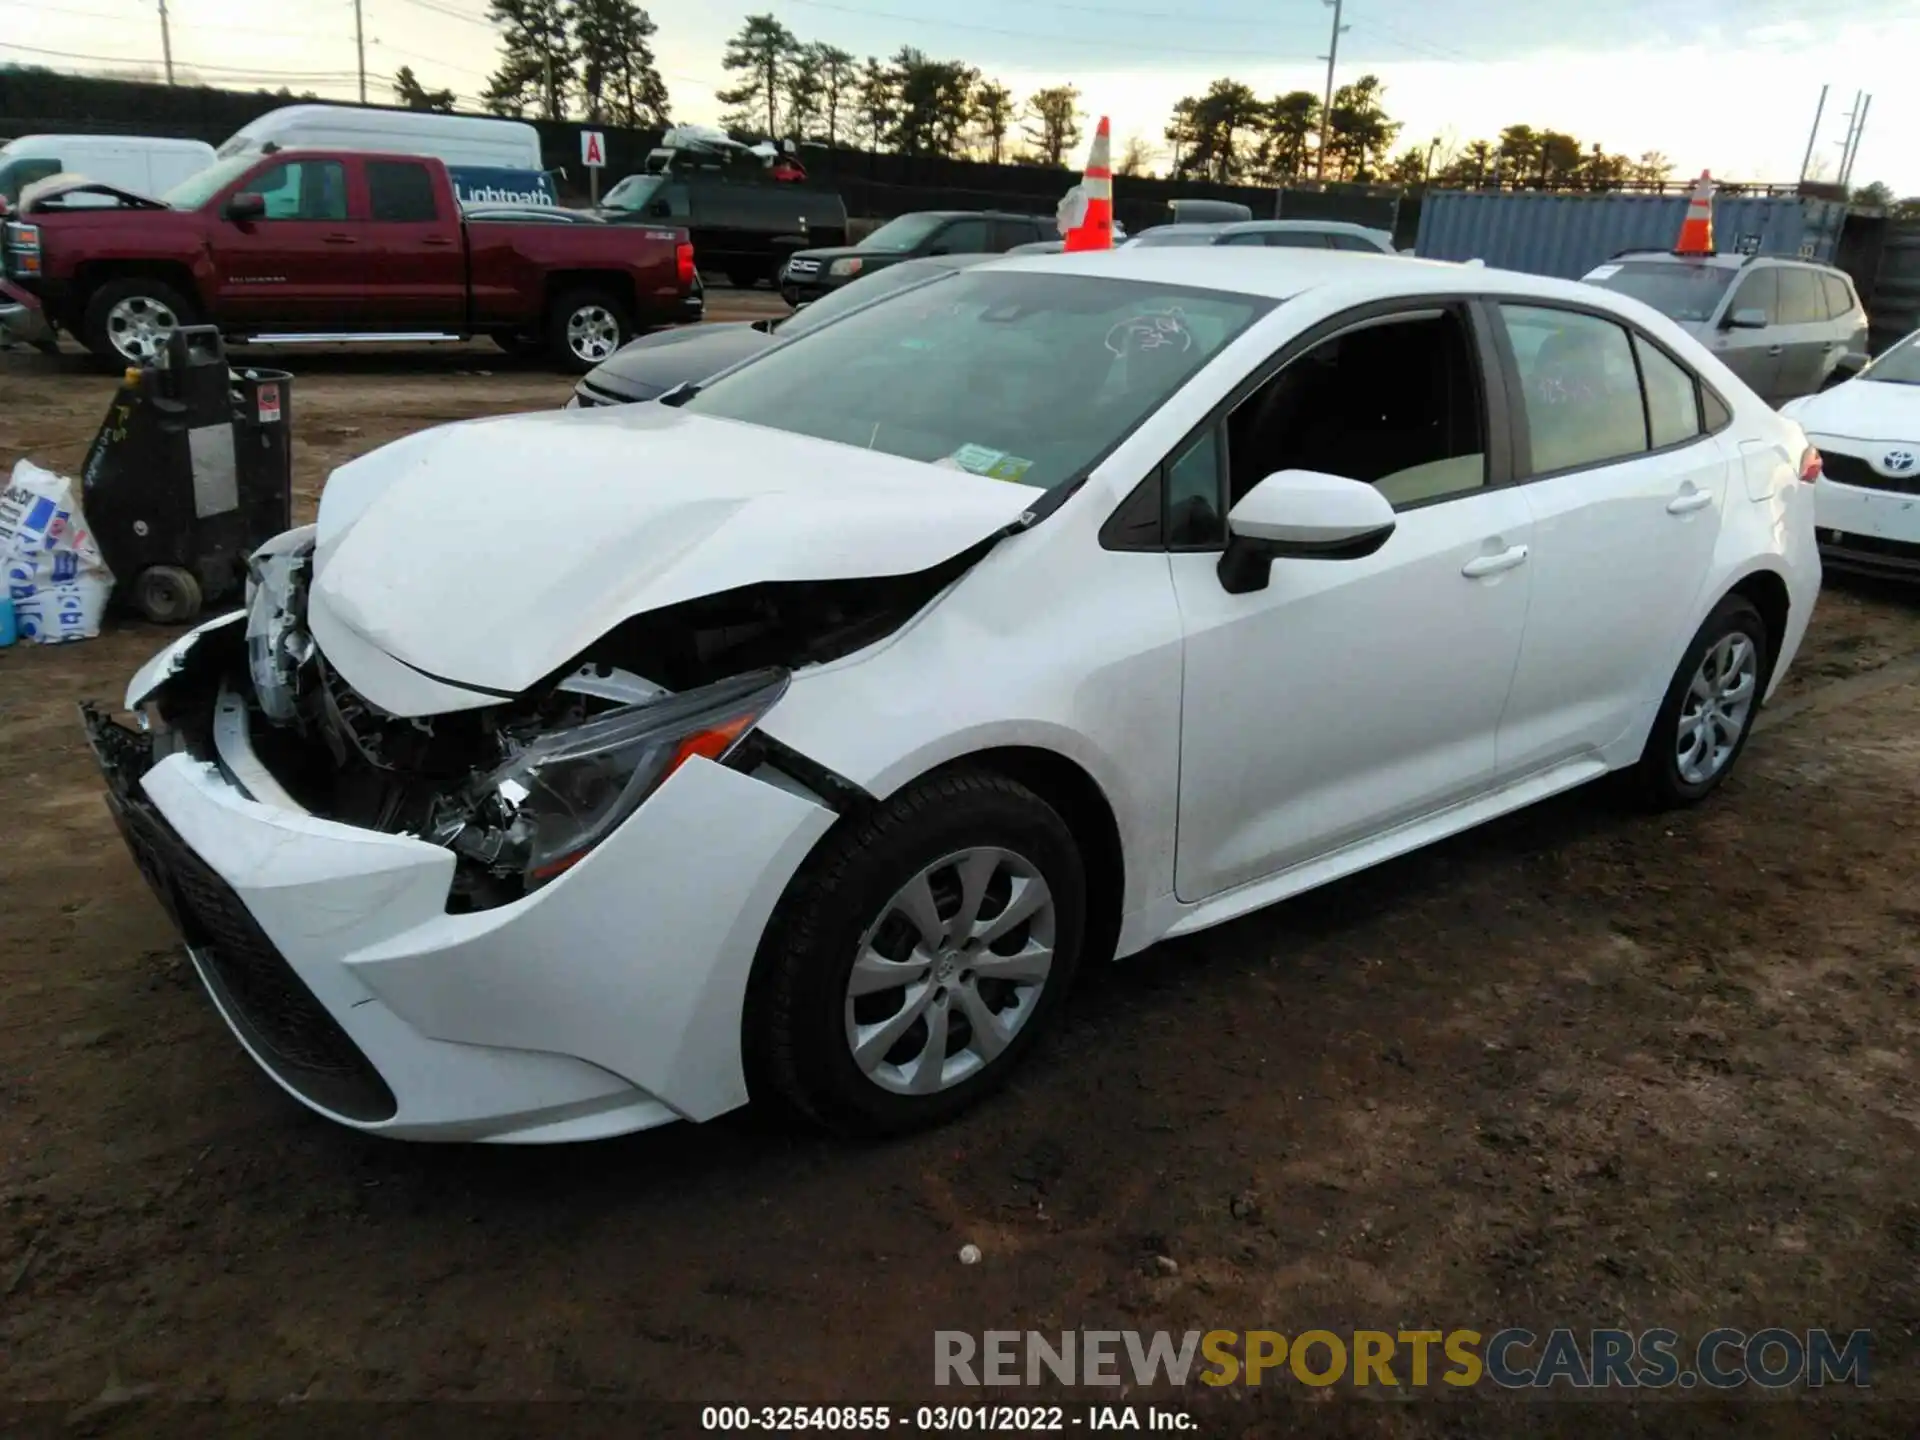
[750,770,1086,1137]
[546,289,630,374]
[1635,595,1769,807]
[82,278,197,369]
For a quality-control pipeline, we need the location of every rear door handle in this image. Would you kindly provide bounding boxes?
[322,233,357,245]
[1462,544,1529,578]
[1667,489,1715,515]
[1766,344,1784,356]
[422,236,454,248]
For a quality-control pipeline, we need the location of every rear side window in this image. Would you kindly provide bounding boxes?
[1266,231,1326,248]
[1500,305,1647,475]
[1819,272,1854,320]
[1634,336,1702,449]
[367,161,438,222]
[1726,267,1779,325]
[1776,268,1825,326]
[1327,233,1377,252]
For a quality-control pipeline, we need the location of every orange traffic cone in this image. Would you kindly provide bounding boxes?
[1062,117,1114,253]
[1674,171,1715,255]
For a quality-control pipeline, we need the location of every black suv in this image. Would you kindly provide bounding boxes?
[780,210,1050,305]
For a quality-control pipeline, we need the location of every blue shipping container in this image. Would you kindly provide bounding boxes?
[1415,190,1846,279]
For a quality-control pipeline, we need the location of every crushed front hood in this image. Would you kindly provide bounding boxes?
[309,404,1040,713]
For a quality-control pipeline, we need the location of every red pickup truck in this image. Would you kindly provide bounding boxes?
[0,150,696,372]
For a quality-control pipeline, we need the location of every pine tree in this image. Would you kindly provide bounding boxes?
[483,0,575,120]
[392,65,456,113]
[716,13,797,136]
[573,0,668,127]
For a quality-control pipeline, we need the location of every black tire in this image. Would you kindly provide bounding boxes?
[725,265,763,290]
[81,278,197,370]
[1634,595,1770,808]
[749,770,1087,1137]
[545,289,631,375]
[134,565,203,626]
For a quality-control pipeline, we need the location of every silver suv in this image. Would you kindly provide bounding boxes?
[1580,251,1868,407]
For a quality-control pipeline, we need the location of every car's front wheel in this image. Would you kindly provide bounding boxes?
[750,770,1087,1136]
[1636,594,1770,807]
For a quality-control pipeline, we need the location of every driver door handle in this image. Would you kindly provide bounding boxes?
[1766,344,1784,356]
[322,233,357,245]
[1667,488,1715,515]
[1462,545,1529,578]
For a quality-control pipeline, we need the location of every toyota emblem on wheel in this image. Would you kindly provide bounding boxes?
[1885,449,1917,474]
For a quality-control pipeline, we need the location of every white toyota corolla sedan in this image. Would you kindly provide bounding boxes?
[1782,327,1920,581]
[88,248,1822,1143]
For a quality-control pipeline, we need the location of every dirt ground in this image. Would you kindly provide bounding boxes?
[1,323,1917,1438]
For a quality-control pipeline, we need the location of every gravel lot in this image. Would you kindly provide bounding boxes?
[2,318,1917,1437]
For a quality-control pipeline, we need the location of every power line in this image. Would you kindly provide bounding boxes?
[0,39,360,81]
[778,0,1320,61]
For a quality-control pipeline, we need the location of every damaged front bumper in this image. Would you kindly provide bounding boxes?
[88,614,840,1142]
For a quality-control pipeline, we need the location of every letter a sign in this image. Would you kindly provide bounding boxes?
[581,130,606,168]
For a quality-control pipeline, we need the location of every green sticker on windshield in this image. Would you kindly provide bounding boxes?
[947,443,1034,482]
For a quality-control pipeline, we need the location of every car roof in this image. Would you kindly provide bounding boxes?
[1607,249,1844,276]
[992,245,1643,307]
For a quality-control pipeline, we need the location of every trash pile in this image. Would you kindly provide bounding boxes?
[0,458,113,646]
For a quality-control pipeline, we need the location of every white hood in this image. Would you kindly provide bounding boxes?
[307,404,1041,714]
[1784,378,1920,443]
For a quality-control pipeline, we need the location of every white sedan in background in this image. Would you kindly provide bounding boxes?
[91,248,1821,1144]
[1783,328,1920,581]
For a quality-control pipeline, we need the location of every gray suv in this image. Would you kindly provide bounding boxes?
[1580,251,1868,406]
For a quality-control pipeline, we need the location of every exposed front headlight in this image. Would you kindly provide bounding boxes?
[466,667,789,887]
[829,257,864,278]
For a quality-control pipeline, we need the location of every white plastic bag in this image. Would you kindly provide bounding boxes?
[0,458,113,644]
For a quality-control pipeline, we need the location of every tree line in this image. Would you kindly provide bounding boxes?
[471,0,670,128]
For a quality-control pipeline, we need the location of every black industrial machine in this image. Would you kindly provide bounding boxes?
[80,327,293,624]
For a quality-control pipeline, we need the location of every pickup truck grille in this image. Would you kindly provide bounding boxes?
[784,257,821,276]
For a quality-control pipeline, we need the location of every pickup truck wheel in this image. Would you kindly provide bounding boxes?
[548,290,630,373]
[83,278,196,369]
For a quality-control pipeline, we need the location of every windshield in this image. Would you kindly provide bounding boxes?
[1128,228,1218,248]
[1585,261,1735,324]
[161,155,254,210]
[684,269,1273,491]
[777,261,955,338]
[601,174,663,212]
[1862,332,1920,386]
[858,213,947,253]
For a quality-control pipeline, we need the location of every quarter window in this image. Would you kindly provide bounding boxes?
[1500,305,1647,475]
[366,160,438,222]
[1166,427,1225,546]
[1634,335,1702,449]
[1819,272,1853,321]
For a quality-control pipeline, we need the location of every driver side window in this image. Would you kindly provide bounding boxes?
[1225,309,1489,512]
[247,161,347,221]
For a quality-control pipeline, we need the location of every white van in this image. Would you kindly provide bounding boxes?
[217,105,542,171]
[0,135,216,208]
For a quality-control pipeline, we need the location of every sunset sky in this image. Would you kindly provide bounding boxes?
[3,0,1909,191]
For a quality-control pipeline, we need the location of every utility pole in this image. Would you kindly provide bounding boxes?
[353,0,366,102]
[1831,89,1863,187]
[1839,93,1872,191]
[1316,0,1347,181]
[157,0,174,84]
[1796,84,1827,183]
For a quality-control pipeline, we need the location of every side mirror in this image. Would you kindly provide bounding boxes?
[1725,307,1769,330]
[224,192,266,222]
[1217,469,1396,595]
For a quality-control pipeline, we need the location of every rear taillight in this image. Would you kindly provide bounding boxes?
[675,241,695,287]
[1799,446,1822,483]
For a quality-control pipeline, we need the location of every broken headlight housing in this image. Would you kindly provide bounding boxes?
[452,666,790,890]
